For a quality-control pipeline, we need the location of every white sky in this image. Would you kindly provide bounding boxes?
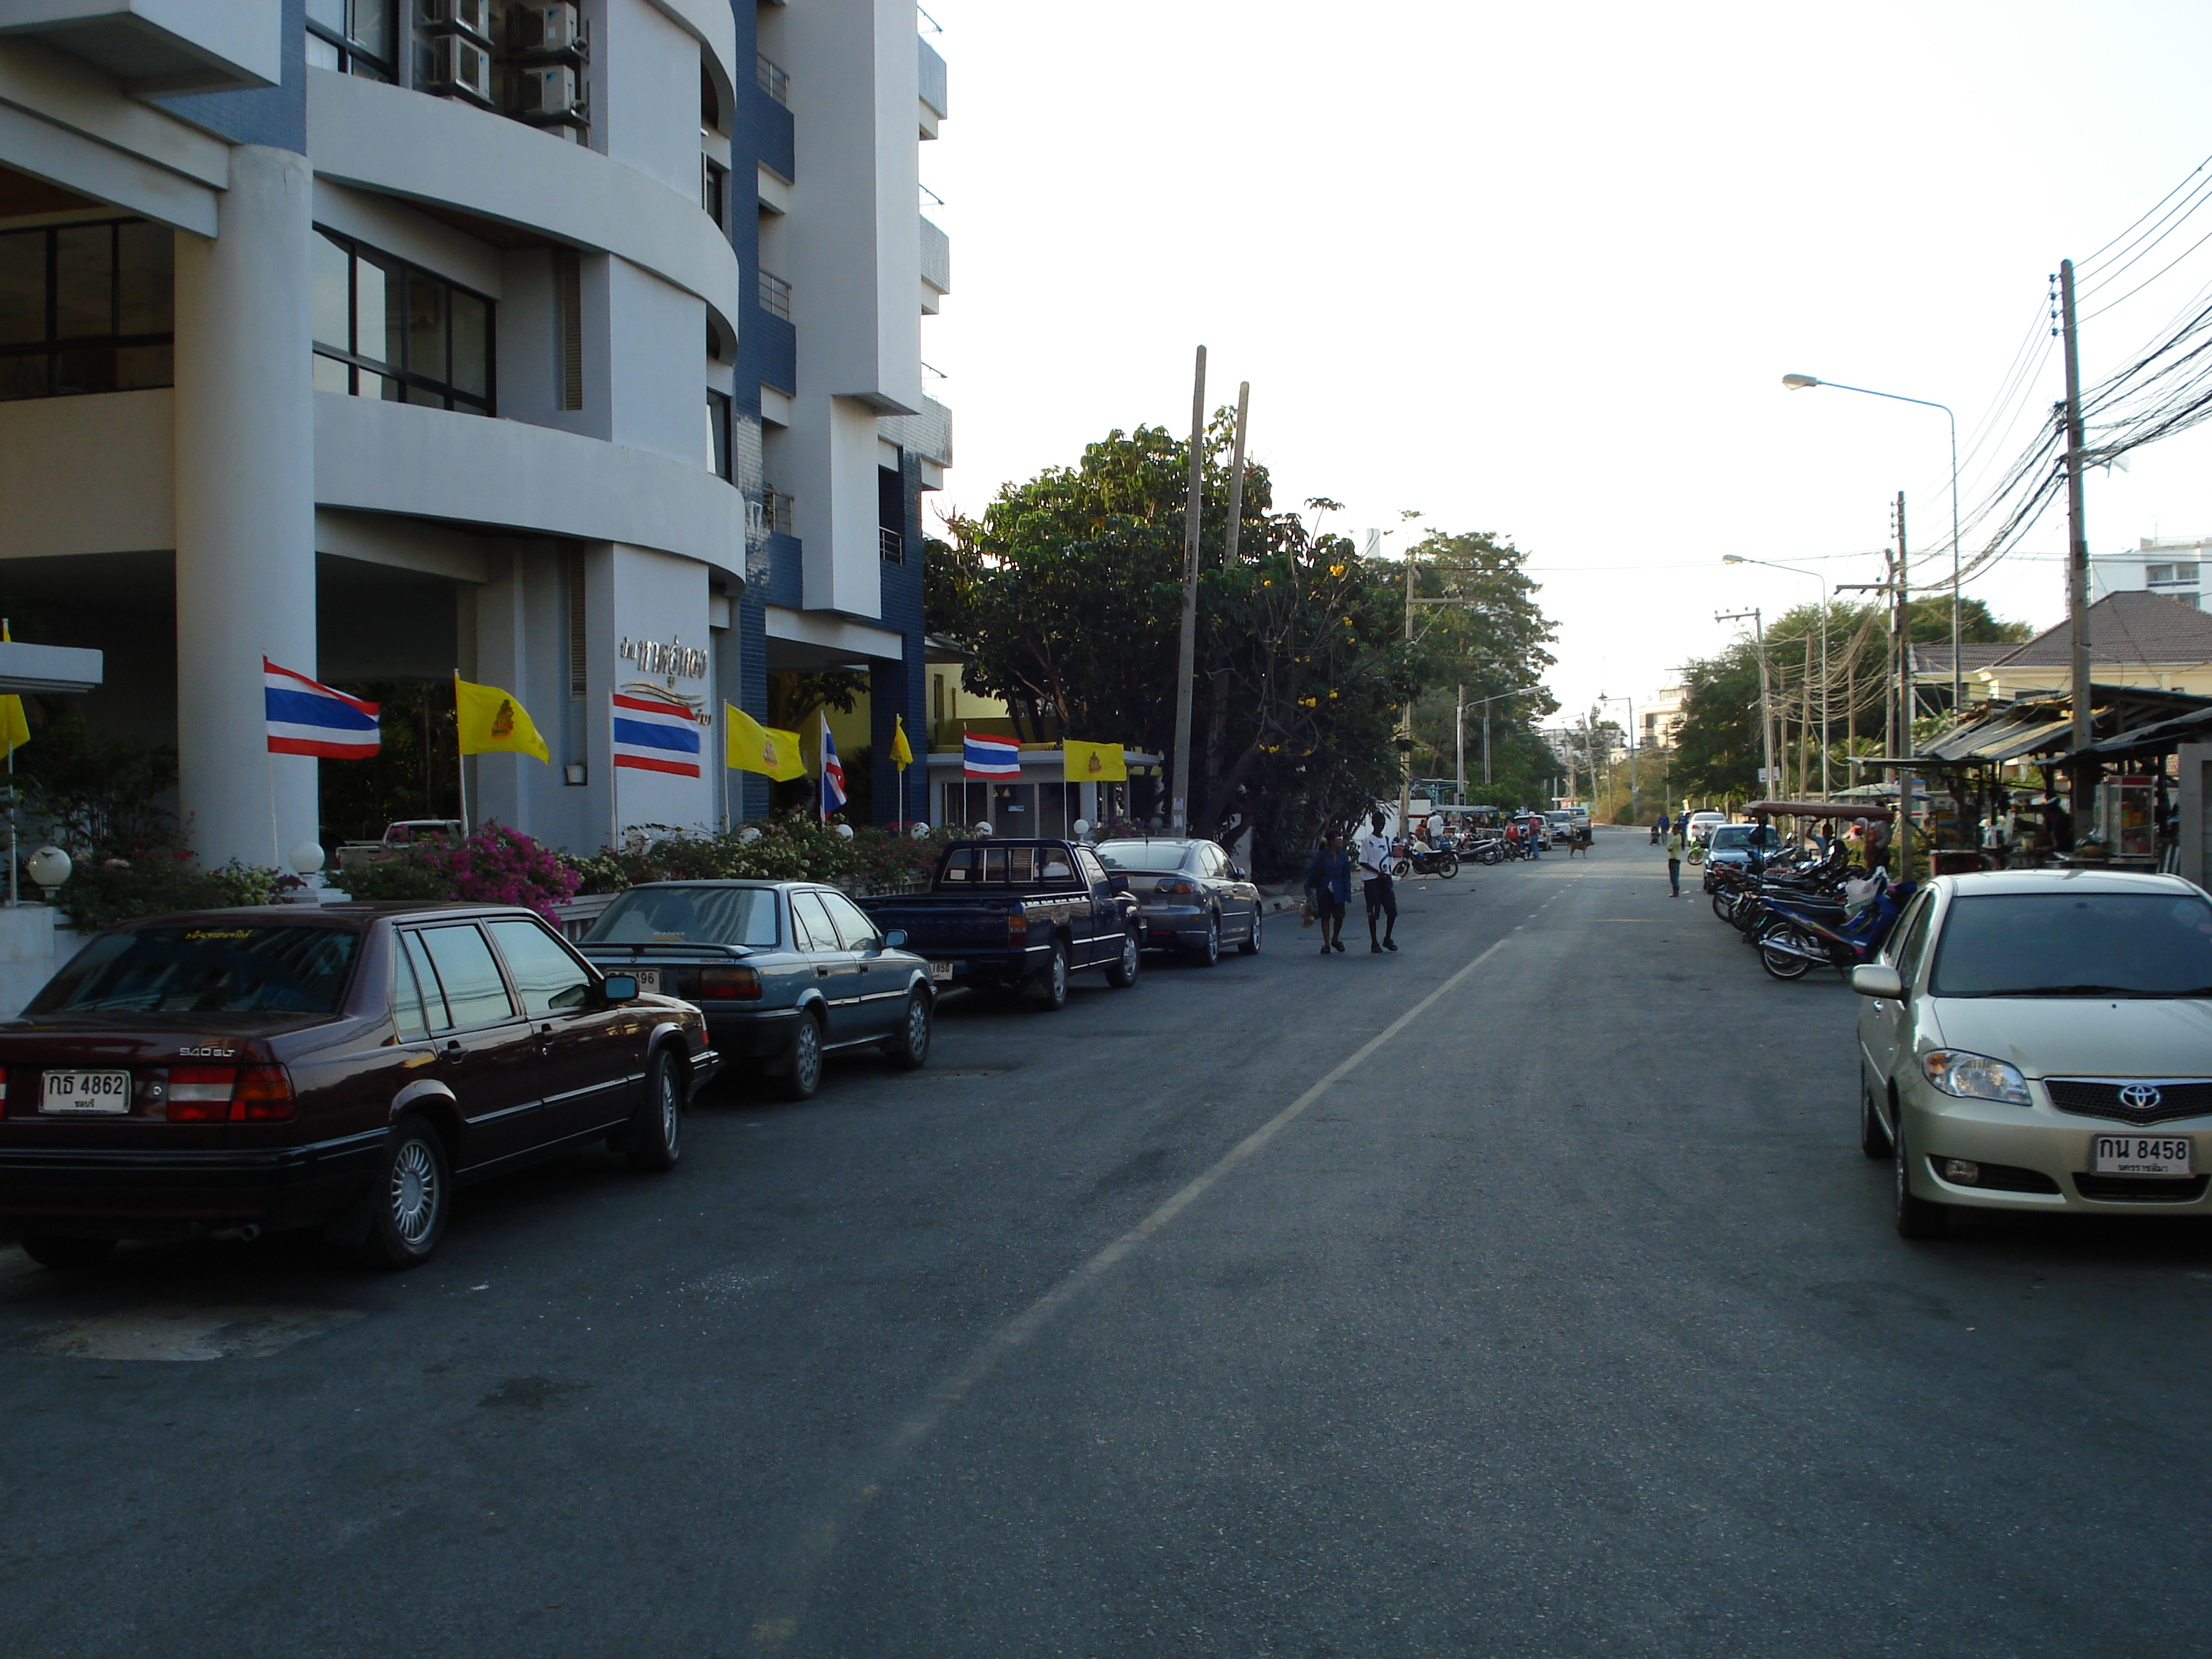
[917,0,2212,726]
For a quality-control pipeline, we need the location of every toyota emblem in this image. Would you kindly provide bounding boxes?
[2119,1084,2164,1111]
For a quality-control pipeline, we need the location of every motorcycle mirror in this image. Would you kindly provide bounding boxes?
[1850,964,1905,1000]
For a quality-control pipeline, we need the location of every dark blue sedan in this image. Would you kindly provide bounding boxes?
[576,881,934,1100]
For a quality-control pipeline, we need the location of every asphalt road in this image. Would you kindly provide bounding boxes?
[4,830,2211,1658]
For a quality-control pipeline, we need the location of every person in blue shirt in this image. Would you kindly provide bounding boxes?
[1303,831,1352,955]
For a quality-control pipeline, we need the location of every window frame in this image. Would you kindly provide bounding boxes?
[306,0,397,83]
[0,217,174,403]
[312,227,495,416]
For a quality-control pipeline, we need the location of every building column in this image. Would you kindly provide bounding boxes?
[172,145,318,868]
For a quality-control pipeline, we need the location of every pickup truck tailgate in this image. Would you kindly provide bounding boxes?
[855,899,1018,950]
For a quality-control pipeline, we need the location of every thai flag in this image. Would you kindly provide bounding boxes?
[819,710,848,816]
[264,658,378,759]
[611,693,702,777]
[963,732,1020,779]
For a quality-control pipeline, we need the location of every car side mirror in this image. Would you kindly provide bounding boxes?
[1107,874,1130,895]
[601,974,639,1002]
[884,929,907,949]
[1228,863,1247,880]
[1850,965,1905,999]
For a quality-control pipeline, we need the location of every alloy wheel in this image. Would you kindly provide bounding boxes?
[390,1138,441,1247]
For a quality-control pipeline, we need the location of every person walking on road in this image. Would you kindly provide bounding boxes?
[1304,831,1351,955]
[1357,811,1398,953]
[1664,817,1685,897]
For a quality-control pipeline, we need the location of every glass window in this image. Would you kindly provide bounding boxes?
[486,919,593,1016]
[305,0,393,81]
[583,885,782,947]
[1076,849,1110,887]
[414,925,516,1028]
[401,932,448,1028]
[32,925,361,1015]
[819,891,881,952]
[1927,892,2212,999]
[392,945,431,1042]
[0,219,174,403]
[791,891,840,953]
[312,228,493,415]
[1891,895,1937,983]
[706,390,732,478]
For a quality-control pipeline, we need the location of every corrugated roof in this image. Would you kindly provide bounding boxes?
[1910,642,2021,677]
[1987,590,2212,669]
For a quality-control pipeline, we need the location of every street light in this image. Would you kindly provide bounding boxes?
[1781,373,1963,719]
[1721,554,1830,799]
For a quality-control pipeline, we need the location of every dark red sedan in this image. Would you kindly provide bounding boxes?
[0,904,719,1268]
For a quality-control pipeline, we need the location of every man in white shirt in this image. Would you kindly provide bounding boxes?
[1356,810,1398,953]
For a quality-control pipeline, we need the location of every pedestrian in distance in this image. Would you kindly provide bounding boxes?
[1357,810,1399,953]
[1304,831,1351,955]
[1649,816,1662,845]
[1664,817,1685,897]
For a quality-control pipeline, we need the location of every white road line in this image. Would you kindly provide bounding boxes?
[748,932,1518,1651]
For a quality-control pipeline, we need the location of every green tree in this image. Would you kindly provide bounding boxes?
[1398,529,1559,806]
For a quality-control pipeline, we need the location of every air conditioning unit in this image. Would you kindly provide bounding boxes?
[420,0,493,45]
[511,63,583,124]
[426,34,493,106]
[510,2,586,59]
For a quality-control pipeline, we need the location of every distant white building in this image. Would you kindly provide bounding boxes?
[1640,683,1684,748]
[2092,536,2210,610]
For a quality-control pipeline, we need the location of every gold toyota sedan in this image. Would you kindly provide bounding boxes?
[1852,868,2212,1236]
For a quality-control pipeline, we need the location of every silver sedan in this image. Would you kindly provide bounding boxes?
[1851,868,2212,1236]
[1091,838,1262,966]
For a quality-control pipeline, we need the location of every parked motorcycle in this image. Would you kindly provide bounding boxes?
[1391,843,1461,879]
[1756,878,1915,980]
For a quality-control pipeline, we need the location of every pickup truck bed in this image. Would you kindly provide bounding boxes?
[856,839,1141,1009]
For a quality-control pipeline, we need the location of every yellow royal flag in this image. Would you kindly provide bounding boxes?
[454,674,549,763]
[0,624,27,760]
[891,712,914,770]
[724,702,806,781]
[1062,739,1126,782]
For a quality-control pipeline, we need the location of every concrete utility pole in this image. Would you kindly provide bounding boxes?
[1455,683,1465,804]
[2059,258,2095,824]
[1716,608,1771,792]
[1169,345,1205,833]
[1892,493,1911,764]
[1400,541,1414,834]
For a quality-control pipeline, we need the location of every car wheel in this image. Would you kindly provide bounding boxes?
[1860,1079,1893,1159]
[1759,930,1815,981]
[777,1012,824,1100]
[886,989,932,1069]
[1031,943,1071,1012]
[364,1116,451,1269]
[626,1048,684,1172]
[19,1234,117,1269]
[1189,914,1220,967]
[1238,907,1262,954]
[1893,1118,1948,1238]
[1104,929,1141,987]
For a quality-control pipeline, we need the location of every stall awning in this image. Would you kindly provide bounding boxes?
[1743,799,1889,820]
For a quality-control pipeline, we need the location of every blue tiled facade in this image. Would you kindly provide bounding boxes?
[724,1,930,829]
[154,0,310,153]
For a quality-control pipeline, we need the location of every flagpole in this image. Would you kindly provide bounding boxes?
[267,747,281,868]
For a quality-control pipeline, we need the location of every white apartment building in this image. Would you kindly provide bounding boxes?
[2091,536,2209,611]
[0,0,948,866]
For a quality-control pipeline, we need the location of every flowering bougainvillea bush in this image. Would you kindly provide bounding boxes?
[346,820,580,920]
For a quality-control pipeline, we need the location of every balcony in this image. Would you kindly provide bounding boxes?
[756,51,789,107]
[757,268,792,323]
[0,0,281,92]
[920,215,950,306]
[880,395,951,469]
[917,36,946,137]
[879,525,904,564]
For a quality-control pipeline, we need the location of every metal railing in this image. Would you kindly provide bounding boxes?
[762,488,796,536]
[756,53,789,106]
[757,269,792,322]
[880,526,905,564]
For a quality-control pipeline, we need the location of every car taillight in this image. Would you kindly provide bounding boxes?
[166,1066,235,1123]
[231,1064,296,1122]
[1155,878,1197,895]
[1008,914,1029,948]
[165,1064,296,1123]
[700,967,762,1001]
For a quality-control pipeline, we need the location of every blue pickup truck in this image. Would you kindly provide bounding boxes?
[855,838,1143,1010]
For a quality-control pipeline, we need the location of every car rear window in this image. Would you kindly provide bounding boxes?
[584,886,781,947]
[1928,891,2212,998]
[939,845,1039,885]
[1094,840,1185,872]
[34,925,361,1015]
